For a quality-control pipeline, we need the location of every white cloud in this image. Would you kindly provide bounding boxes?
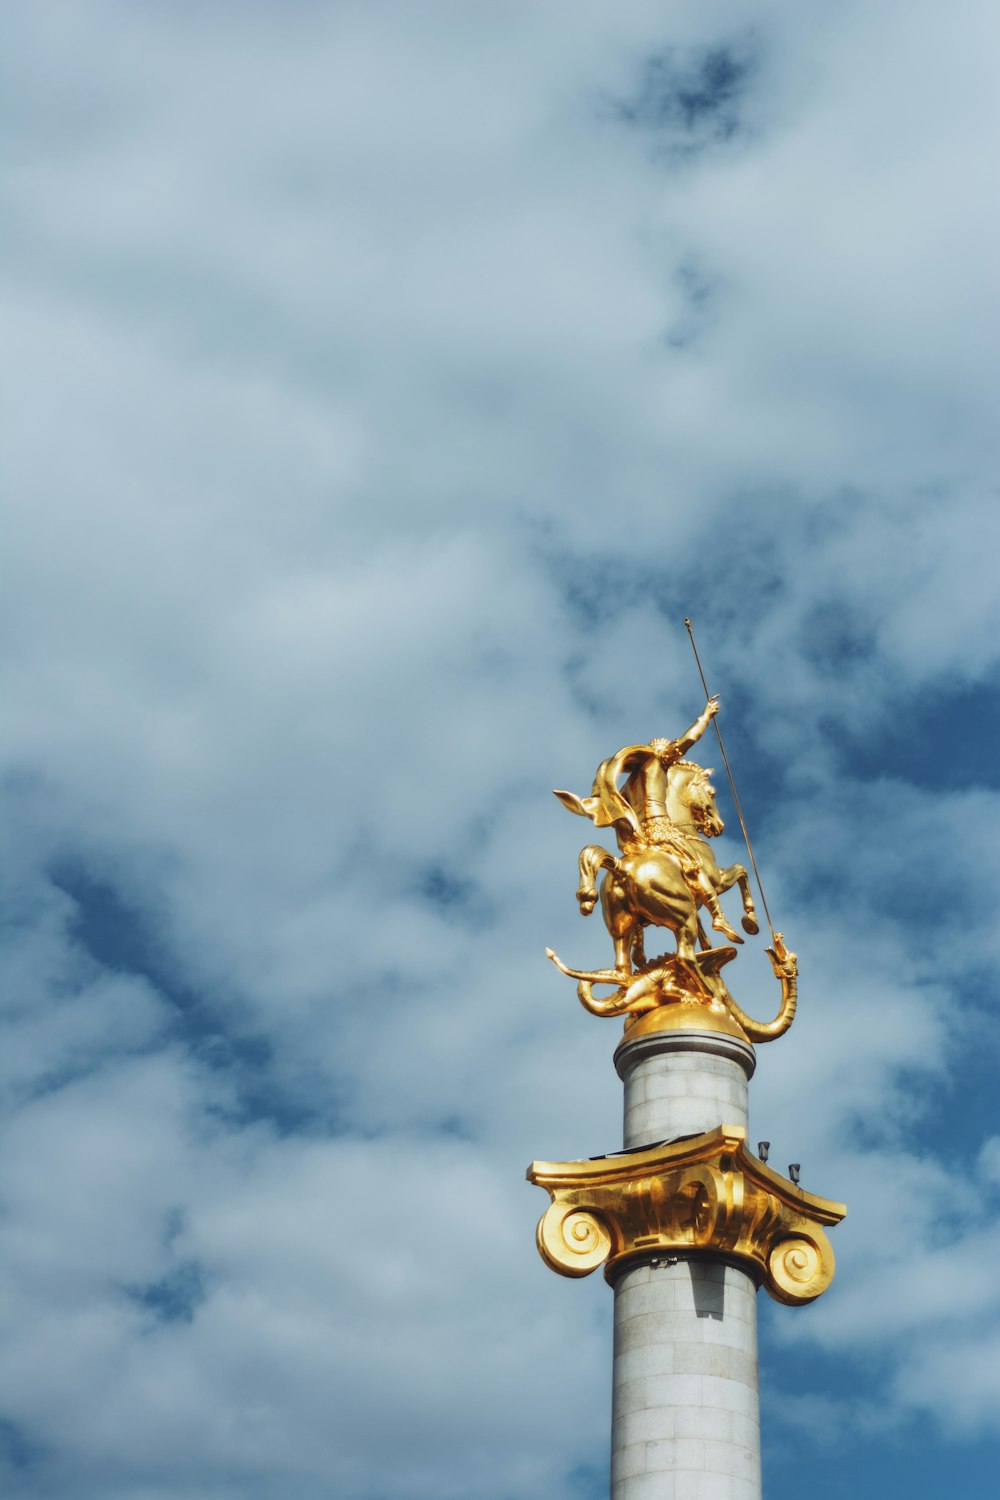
[3,1,1000,1494]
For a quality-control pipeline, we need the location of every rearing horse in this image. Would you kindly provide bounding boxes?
[574,762,758,970]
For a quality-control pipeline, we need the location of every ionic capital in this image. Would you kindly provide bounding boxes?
[527,1125,845,1306]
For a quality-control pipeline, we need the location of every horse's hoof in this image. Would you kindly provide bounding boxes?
[742,915,760,935]
[712,917,743,944]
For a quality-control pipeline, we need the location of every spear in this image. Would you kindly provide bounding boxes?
[684,617,779,950]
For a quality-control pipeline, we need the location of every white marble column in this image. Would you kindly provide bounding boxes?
[610,1027,761,1500]
[616,1026,754,1149]
[611,1258,761,1500]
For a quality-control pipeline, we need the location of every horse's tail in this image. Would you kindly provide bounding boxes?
[576,844,617,916]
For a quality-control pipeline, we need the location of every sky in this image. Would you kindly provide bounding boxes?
[3,1,1000,1497]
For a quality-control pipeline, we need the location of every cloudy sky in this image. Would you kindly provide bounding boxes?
[4,1,1000,1496]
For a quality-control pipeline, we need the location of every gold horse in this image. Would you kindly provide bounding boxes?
[549,721,797,1040]
[571,761,757,970]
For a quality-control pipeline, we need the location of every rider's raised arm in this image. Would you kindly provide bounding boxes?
[674,697,720,756]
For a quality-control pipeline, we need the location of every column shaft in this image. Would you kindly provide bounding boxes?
[611,1259,761,1500]
[616,1028,755,1150]
[611,1030,761,1500]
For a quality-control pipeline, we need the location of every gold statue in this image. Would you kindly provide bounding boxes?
[547,697,798,1041]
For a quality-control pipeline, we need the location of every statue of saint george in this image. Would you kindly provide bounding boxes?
[547,699,798,1042]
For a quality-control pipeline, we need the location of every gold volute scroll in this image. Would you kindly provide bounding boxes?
[548,698,798,1042]
[539,1209,613,1276]
[527,1126,845,1307]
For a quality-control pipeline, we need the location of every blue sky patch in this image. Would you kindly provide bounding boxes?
[127,1260,208,1327]
[4,5,1000,1498]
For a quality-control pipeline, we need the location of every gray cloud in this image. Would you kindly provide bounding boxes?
[3,1,1000,1496]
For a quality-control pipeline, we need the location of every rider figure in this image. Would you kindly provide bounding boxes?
[553,697,741,945]
[620,698,718,847]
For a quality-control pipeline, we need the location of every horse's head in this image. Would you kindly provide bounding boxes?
[671,761,724,837]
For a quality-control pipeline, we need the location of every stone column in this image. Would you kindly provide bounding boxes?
[528,1015,844,1500]
[616,1023,755,1149]
[610,1254,760,1500]
[611,1020,760,1500]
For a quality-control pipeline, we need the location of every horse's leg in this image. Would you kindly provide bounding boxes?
[691,847,747,941]
[576,844,611,916]
[696,871,742,943]
[689,843,736,941]
[712,862,758,935]
[734,867,759,934]
[630,923,646,970]
[612,921,633,972]
[600,874,634,974]
[697,917,712,951]
[676,910,699,962]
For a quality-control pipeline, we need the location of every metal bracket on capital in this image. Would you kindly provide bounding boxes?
[526,1125,846,1306]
